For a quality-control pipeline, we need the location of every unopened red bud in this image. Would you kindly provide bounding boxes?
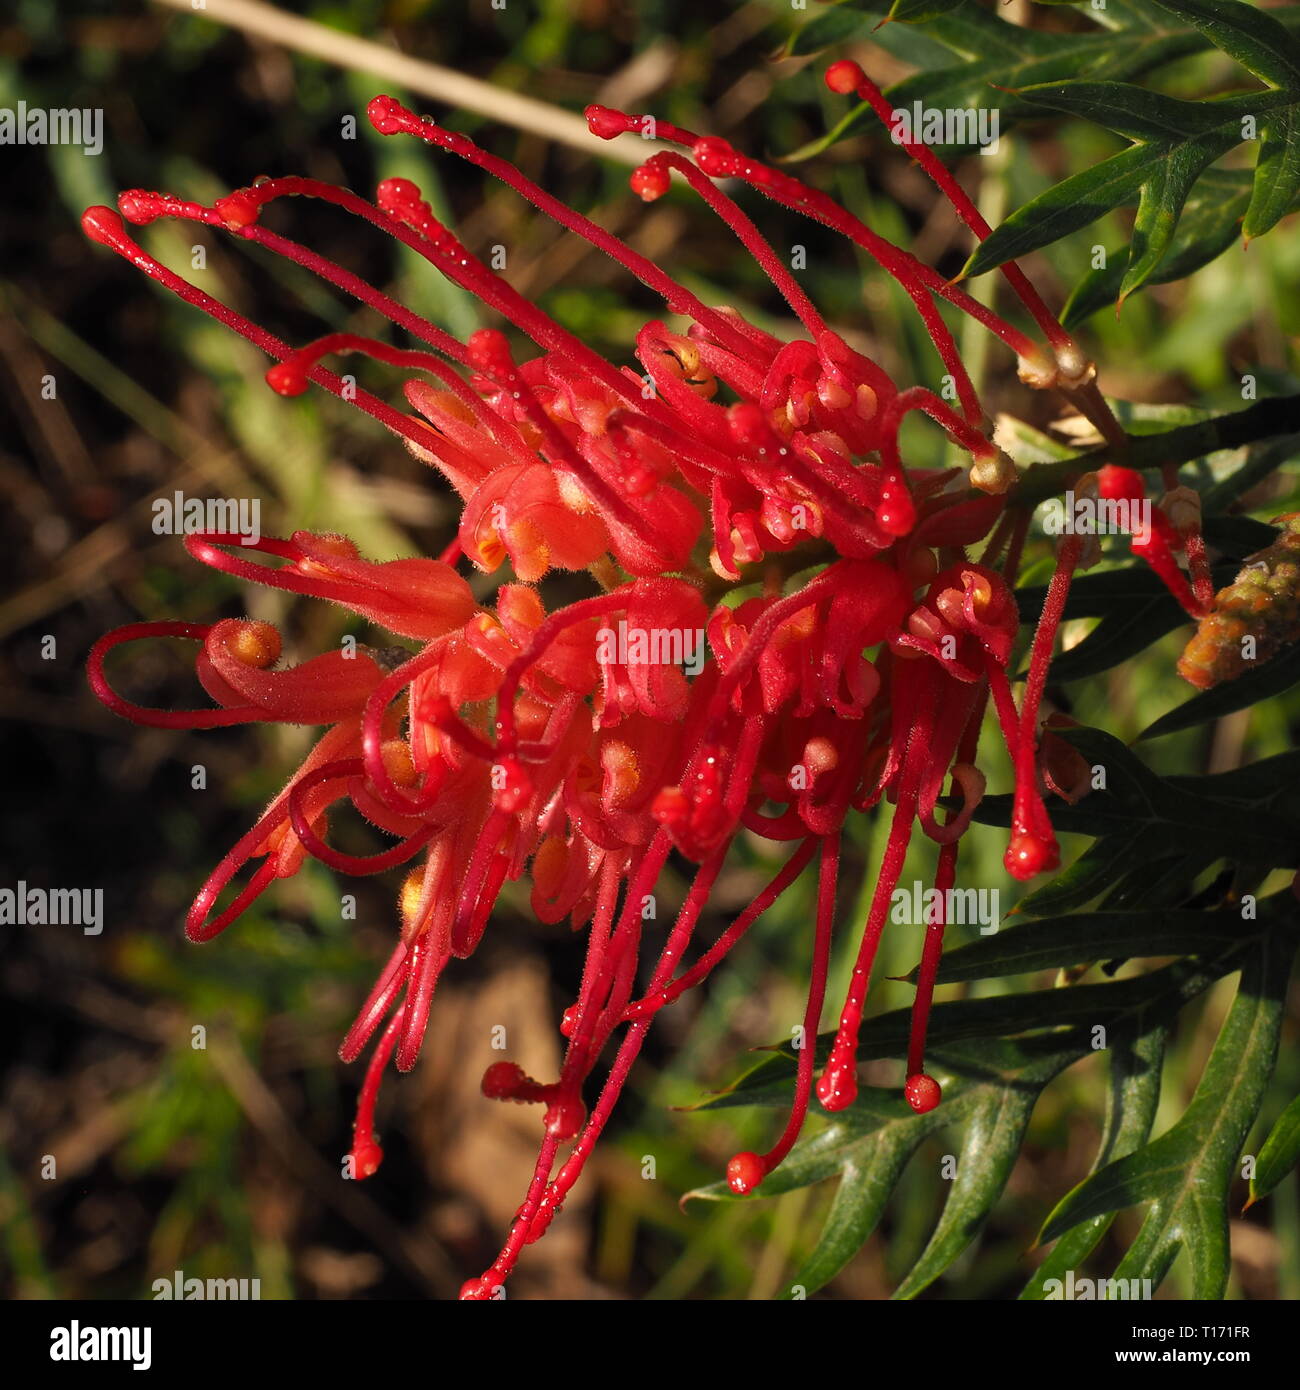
[1098,464,1145,502]
[366,94,405,136]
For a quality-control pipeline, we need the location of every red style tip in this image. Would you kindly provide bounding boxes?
[265,362,309,396]
[81,205,126,248]
[1004,833,1058,881]
[366,94,405,135]
[650,785,690,830]
[825,60,866,96]
[350,1138,384,1179]
[630,163,671,202]
[815,1059,858,1112]
[691,135,739,179]
[481,1061,527,1099]
[376,176,425,211]
[585,104,627,140]
[459,1276,496,1301]
[467,327,512,375]
[726,1151,765,1195]
[904,1073,942,1114]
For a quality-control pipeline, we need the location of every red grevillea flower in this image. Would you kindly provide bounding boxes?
[82,62,1213,1299]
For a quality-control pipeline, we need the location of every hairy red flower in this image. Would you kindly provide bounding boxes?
[82,66,1214,1298]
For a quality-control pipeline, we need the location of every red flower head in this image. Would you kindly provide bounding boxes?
[82,63,1214,1298]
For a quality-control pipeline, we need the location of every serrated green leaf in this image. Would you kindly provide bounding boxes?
[1099,852,1213,912]
[1062,182,1249,326]
[962,123,1244,279]
[1248,1092,1300,1205]
[785,0,880,58]
[1041,582,1191,680]
[1018,559,1244,683]
[1121,131,1237,300]
[692,954,1241,1296]
[1149,0,1300,89]
[892,1037,1083,1297]
[1038,934,1294,1296]
[1021,1022,1167,1298]
[963,142,1159,278]
[1244,106,1300,238]
[784,1146,920,1295]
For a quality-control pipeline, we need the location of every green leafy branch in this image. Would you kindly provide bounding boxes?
[791,0,1300,318]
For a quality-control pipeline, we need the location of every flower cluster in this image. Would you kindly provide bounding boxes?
[83,61,1213,1297]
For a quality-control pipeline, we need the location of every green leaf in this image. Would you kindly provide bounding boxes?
[953,45,1299,287]
[892,1036,1082,1298]
[689,1035,1085,1297]
[1202,434,1300,511]
[920,907,1249,983]
[1021,1021,1167,1298]
[1148,0,1300,89]
[1244,107,1300,238]
[1037,582,1190,681]
[698,953,1242,1109]
[1038,935,1295,1296]
[1139,640,1300,740]
[886,0,967,22]
[963,141,1163,278]
[692,954,1240,1295]
[784,1,1281,155]
[975,730,1300,870]
[961,119,1250,280]
[1013,836,1162,918]
[1016,552,1238,680]
[1062,173,1252,327]
[1248,1092,1300,1205]
[786,0,881,58]
[1013,80,1252,143]
[1121,131,1236,301]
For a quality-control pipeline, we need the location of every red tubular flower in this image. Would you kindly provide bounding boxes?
[82,67,1212,1299]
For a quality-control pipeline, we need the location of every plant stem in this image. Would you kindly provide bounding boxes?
[1015,394,1300,506]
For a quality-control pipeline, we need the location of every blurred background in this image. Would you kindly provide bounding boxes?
[1,0,1297,1300]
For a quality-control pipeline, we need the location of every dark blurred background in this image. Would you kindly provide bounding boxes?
[2,0,1297,1300]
